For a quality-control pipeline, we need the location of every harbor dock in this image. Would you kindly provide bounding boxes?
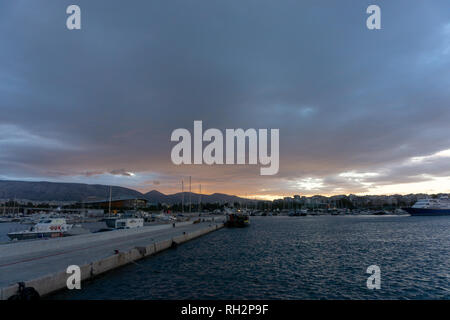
[0,220,224,299]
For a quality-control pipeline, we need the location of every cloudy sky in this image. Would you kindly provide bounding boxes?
[1,0,450,199]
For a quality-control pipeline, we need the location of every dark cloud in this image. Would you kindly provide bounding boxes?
[83,171,104,177]
[1,1,450,196]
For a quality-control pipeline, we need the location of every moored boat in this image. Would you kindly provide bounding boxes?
[114,218,144,229]
[225,213,250,227]
[7,218,73,240]
[104,217,144,229]
[403,196,450,216]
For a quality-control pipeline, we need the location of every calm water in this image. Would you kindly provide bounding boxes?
[46,216,449,299]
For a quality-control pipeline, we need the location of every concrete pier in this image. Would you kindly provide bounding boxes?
[0,220,224,299]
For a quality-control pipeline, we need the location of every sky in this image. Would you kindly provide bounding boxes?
[1,0,450,200]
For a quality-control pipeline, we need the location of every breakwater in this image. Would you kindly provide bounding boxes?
[0,221,223,299]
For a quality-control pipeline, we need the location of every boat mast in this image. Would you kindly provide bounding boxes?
[108,186,112,216]
[198,184,202,214]
[189,176,192,214]
[181,179,184,213]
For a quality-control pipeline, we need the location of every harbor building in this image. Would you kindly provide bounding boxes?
[82,197,148,210]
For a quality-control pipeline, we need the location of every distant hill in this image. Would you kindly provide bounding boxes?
[144,190,168,203]
[144,191,249,204]
[0,180,143,202]
[0,180,252,204]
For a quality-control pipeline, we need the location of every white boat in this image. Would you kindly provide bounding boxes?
[114,218,144,229]
[7,218,73,240]
[403,196,450,216]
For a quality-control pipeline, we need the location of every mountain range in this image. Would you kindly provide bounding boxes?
[0,180,251,204]
[144,190,250,204]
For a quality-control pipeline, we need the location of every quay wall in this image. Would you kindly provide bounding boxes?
[0,221,195,257]
[0,223,223,300]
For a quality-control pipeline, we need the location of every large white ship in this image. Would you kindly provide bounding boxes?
[403,196,450,216]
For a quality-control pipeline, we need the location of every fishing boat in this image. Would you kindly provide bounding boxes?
[225,213,250,228]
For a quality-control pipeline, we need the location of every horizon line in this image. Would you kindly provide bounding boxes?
[1,179,448,201]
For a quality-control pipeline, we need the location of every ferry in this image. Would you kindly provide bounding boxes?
[7,218,73,240]
[403,196,450,216]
